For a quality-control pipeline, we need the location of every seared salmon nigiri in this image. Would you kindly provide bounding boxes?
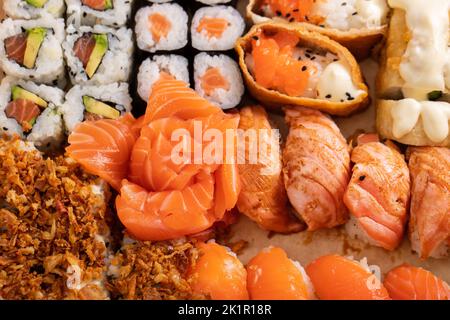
[246,246,314,300]
[344,134,411,251]
[237,105,304,233]
[306,254,391,300]
[384,264,450,300]
[407,147,450,259]
[283,107,351,230]
[188,242,249,300]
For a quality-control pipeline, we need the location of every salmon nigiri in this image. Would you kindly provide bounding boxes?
[246,247,314,300]
[306,254,391,300]
[283,107,351,230]
[188,242,248,300]
[236,106,303,233]
[344,134,410,251]
[384,264,450,300]
[407,147,450,259]
[66,114,139,191]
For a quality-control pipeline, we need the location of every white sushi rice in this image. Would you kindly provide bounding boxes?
[137,55,189,102]
[312,0,389,31]
[0,76,64,150]
[134,4,188,53]
[194,53,244,109]
[410,223,449,259]
[62,82,132,133]
[0,17,65,85]
[292,260,316,299]
[63,24,134,85]
[191,6,245,51]
[3,0,65,19]
[345,215,382,249]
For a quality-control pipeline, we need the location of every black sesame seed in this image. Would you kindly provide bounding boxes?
[305,53,311,58]
[252,36,259,40]
[306,49,313,53]
[310,56,316,60]
[293,9,299,12]
[301,66,307,71]
[3,127,8,131]
[305,15,309,21]
[342,2,347,5]
[333,58,339,62]
[286,13,291,18]
[325,94,332,98]
[319,24,325,28]
[276,10,282,16]
[340,99,344,102]
[359,175,366,181]
[352,11,358,15]
[289,17,295,22]
[83,12,87,17]
[348,96,355,101]
[345,92,351,97]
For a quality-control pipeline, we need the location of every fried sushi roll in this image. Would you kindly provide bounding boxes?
[235,22,369,116]
[62,82,132,133]
[0,17,65,86]
[66,0,133,28]
[246,0,389,59]
[63,24,133,85]
[376,1,450,147]
[407,147,450,260]
[4,0,65,19]
[0,76,64,150]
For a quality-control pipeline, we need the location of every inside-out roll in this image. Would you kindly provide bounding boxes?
[191,6,245,51]
[3,0,65,19]
[62,82,132,133]
[0,76,64,150]
[247,0,389,59]
[194,52,244,109]
[376,0,450,147]
[137,55,189,102]
[235,22,369,115]
[63,24,133,85]
[0,17,65,86]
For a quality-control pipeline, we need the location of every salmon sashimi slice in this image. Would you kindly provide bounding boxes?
[200,67,230,96]
[81,0,111,10]
[144,73,221,124]
[197,17,229,39]
[66,114,139,191]
[188,242,249,300]
[283,107,350,230]
[306,254,391,300]
[4,33,28,66]
[251,31,312,97]
[407,147,450,259]
[247,247,313,300]
[213,162,241,220]
[5,99,41,132]
[344,135,411,251]
[260,0,314,22]
[73,33,96,68]
[149,13,172,43]
[117,177,217,241]
[237,105,304,233]
[384,264,450,300]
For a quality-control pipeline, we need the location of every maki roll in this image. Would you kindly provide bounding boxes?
[235,22,369,115]
[137,55,189,102]
[66,0,133,28]
[135,4,188,53]
[62,82,132,133]
[63,24,133,85]
[194,52,244,109]
[247,0,389,59]
[191,6,245,51]
[0,17,65,86]
[0,76,64,150]
[3,0,65,19]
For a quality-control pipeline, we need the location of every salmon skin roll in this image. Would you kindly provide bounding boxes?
[0,17,65,86]
[63,24,133,85]
[191,6,245,51]
[135,4,188,53]
[407,147,450,259]
[306,254,390,300]
[4,0,65,19]
[193,53,244,109]
[344,134,411,251]
[246,247,314,300]
[283,107,351,230]
[384,264,450,300]
[66,0,133,28]
[0,76,64,151]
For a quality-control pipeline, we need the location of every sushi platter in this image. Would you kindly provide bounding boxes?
[0,0,449,300]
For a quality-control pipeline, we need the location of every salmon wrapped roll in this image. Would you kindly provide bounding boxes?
[407,147,450,260]
[236,105,304,233]
[246,0,389,59]
[283,107,351,230]
[376,1,450,147]
[235,22,369,116]
[344,134,410,251]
